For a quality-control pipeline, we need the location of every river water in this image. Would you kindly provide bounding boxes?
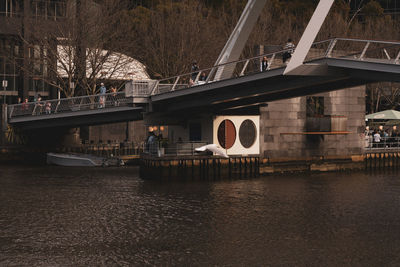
[1,166,400,266]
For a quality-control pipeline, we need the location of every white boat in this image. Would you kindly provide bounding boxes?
[46,153,123,167]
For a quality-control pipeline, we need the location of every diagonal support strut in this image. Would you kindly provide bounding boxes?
[284,0,335,75]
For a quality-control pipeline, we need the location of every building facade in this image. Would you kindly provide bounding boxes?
[0,0,68,104]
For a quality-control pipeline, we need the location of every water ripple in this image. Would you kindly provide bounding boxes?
[1,166,400,265]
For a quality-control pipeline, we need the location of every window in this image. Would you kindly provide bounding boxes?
[0,57,4,73]
[0,1,6,14]
[48,1,55,18]
[0,0,18,17]
[31,0,66,20]
[306,96,324,117]
[5,60,14,75]
[239,119,257,148]
[55,1,65,18]
[217,119,236,149]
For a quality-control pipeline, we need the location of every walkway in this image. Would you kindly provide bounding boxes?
[7,38,400,129]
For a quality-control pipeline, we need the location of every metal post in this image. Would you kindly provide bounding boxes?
[195,71,202,83]
[2,80,8,104]
[395,49,400,64]
[267,53,276,70]
[383,49,391,60]
[240,59,250,76]
[171,76,180,91]
[150,80,160,95]
[325,39,337,57]
[359,42,370,60]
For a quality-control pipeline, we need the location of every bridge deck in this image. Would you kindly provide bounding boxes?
[7,38,400,129]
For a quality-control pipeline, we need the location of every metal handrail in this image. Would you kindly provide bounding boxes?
[156,47,292,83]
[8,38,400,120]
[151,37,400,95]
[144,141,208,157]
[151,48,293,95]
[7,91,132,119]
[365,136,400,151]
[334,37,400,45]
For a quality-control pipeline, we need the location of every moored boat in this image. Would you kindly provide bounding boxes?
[46,153,123,167]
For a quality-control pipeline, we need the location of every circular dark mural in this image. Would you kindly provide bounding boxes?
[239,119,257,148]
[217,119,236,149]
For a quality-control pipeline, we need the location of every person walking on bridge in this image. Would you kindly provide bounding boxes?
[282,38,295,64]
[261,56,268,71]
[99,83,107,108]
[191,61,199,82]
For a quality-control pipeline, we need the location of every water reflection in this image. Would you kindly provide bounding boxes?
[1,166,400,265]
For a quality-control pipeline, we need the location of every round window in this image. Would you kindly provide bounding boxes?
[239,119,256,148]
[217,119,236,149]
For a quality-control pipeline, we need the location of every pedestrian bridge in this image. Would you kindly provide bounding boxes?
[7,38,400,130]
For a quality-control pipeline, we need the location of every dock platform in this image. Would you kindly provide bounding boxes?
[140,154,260,179]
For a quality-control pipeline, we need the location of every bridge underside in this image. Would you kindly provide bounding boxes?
[146,58,400,121]
[9,106,144,130]
[7,57,400,129]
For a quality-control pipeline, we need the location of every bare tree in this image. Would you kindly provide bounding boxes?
[119,0,230,78]
[6,0,139,98]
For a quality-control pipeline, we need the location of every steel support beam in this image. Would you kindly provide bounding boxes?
[213,0,268,81]
[284,0,335,75]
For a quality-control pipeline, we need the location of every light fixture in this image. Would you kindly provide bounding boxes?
[148,126,153,132]
[153,126,158,131]
[160,126,165,131]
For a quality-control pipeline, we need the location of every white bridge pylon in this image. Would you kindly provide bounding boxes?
[213,0,335,79]
[284,0,335,75]
[213,0,268,81]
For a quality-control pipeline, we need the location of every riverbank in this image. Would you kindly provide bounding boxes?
[260,155,365,174]
[3,148,400,176]
[0,146,47,164]
[0,146,140,166]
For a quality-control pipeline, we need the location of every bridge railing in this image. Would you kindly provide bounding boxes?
[125,80,157,97]
[150,48,293,95]
[307,38,400,63]
[8,38,400,120]
[7,91,132,119]
[151,38,400,96]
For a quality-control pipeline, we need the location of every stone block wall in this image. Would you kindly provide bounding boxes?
[260,86,365,160]
[260,97,307,159]
[322,86,365,156]
[87,121,147,144]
